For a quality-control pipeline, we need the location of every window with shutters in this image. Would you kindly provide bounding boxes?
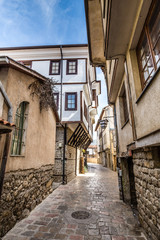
[137,0,160,89]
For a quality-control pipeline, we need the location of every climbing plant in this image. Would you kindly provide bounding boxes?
[28,78,57,112]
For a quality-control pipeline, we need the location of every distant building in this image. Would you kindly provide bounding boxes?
[84,0,160,239]
[87,145,98,164]
[0,56,59,237]
[95,106,116,170]
[0,45,101,182]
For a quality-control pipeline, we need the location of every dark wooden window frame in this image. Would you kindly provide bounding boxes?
[136,0,160,89]
[66,59,78,75]
[49,60,60,75]
[53,92,59,109]
[65,92,77,111]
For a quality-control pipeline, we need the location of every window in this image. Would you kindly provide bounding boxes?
[92,89,97,107]
[53,93,59,109]
[121,86,129,124]
[137,0,160,89]
[50,60,60,75]
[122,88,129,123]
[11,102,29,155]
[65,93,77,110]
[66,59,77,74]
[84,101,88,121]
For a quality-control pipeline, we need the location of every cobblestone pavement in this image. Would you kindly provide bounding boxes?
[3,164,147,240]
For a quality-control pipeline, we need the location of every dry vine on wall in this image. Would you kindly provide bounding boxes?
[28,78,57,112]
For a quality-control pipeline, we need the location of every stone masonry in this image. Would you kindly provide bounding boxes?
[0,164,56,237]
[2,164,147,240]
[133,147,160,240]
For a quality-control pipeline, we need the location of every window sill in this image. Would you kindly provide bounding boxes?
[136,66,160,104]
[66,73,77,75]
[65,109,77,111]
[10,155,25,157]
[121,119,129,129]
[49,73,60,75]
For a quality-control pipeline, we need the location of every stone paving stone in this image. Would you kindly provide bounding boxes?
[2,164,147,240]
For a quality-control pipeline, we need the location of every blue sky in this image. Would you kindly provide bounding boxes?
[0,0,108,126]
[0,0,87,47]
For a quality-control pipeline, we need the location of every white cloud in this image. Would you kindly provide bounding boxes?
[35,0,60,27]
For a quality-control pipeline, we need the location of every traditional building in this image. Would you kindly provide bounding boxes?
[0,56,59,236]
[0,44,101,182]
[95,106,116,170]
[87,145,98,164]
[84,0,160,239]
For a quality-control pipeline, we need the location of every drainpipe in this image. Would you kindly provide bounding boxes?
[0,81,12,122]
[63,123,67,184]
[60,46,63,122]
[59,46,67,184]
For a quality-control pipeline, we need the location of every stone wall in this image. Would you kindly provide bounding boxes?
[133,147,160,240]
[0,164,56,237]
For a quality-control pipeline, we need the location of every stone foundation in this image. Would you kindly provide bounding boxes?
[0,164,56,237]
[133,147,160,240]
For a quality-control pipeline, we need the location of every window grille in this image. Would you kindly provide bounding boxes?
[11,102,29,155]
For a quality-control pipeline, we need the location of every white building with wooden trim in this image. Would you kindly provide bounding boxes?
[0,44,101,181]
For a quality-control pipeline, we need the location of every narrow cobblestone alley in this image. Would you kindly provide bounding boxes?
[2,164,147,240]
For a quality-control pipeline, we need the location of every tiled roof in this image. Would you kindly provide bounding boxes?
[0,118,15,127]
[0,118,15,134]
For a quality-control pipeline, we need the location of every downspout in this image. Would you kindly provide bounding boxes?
[63,123,67,184]
[60,46,63,122]
[0,81,12,122]
[60,46,67,184]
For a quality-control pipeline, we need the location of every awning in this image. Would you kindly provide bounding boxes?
[67,124,92,149]
[0,119,15,134]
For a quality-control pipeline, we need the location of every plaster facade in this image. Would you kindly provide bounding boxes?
[0,59,58,237]
[84,0,160,238]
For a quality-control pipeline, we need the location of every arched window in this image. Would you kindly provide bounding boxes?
[11,102,29,155]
